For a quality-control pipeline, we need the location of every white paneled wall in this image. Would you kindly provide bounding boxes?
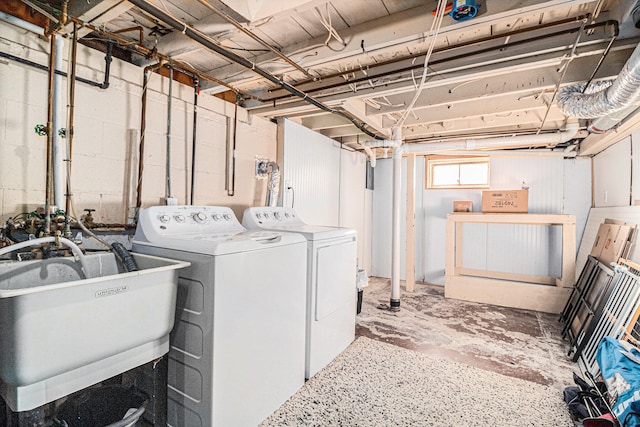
[278,119,371,270]
[0,23,276,223]
[339,150,370,271]
[278,119,341,226]
[372,154,592,284]
[593,138,632,207]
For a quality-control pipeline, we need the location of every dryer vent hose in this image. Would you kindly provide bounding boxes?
[111,242,139,272]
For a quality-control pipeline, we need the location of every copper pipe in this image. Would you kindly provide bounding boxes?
[196,0,312,78]
[64,23,78,232]
[20,1,252,99]
[112,26,144,46]
[44,32,56,234]
[60,0,68,26]
[66,16,252,99]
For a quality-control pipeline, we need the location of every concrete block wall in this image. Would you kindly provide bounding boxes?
[0,22,276,223]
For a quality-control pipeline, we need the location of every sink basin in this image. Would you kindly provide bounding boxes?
[0,251,189,412]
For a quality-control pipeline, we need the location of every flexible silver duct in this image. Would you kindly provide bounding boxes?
[557,42,640,131]
[265,162,280,207]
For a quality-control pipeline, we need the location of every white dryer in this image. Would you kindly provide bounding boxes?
[132,205,306,427]
[242,207,357,379]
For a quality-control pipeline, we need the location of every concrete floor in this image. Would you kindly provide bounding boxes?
[3,276,577,426]
[356,277,577,390]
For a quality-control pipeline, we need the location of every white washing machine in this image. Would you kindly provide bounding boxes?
[132,205,306,427]
[242,207,357,379]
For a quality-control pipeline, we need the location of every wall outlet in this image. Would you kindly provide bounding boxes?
[166,197,178,206]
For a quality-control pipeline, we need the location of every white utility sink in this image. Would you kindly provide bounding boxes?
[0,251,189,412]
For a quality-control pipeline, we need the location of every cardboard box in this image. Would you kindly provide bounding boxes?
[590,223,634,266]
[453,200,473,213]
[481,190,528,213]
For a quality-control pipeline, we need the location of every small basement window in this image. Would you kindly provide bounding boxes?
[426,156,490,189]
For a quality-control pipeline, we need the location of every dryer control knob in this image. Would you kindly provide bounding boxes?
[274,212,282,220]
[256,213,263,219]
[194,212,207,223]
[223,214,232,221]
[212,214,222,221]
[159,214,171,223]
[174,215,185,223]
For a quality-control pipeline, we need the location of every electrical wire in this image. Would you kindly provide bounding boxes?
[394,0,448,129]
[315,4,347,52]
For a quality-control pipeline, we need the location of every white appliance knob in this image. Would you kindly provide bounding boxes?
[256,213,263,219]
[213,214,222,221]
[264,212,271,219]
[284,212,290,218]
[194,212,207,223]
[159,214,171,223]
[223,214,232,221]
[174,215,185,223]
[274,212,282,220]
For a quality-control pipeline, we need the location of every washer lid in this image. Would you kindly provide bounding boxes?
[242,207,356,241]
[250,223,355,241]
[134,230,305,255]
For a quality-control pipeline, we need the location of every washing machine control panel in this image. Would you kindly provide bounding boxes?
[135,205,245,243]
[242,207,303,228]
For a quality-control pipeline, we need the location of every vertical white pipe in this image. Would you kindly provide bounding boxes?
[390,129,403,311]
[53,36,65,209]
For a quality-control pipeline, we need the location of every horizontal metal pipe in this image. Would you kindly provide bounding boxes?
[127,0,384,140]
[0,51,108,88]
[262,18,617,102]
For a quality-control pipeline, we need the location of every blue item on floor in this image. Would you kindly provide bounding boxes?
[596,337,640,427]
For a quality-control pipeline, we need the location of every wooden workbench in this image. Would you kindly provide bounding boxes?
[445,213,576,314]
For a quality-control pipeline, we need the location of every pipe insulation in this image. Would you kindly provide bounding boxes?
[557,42,640,127]
[126,0,384,140]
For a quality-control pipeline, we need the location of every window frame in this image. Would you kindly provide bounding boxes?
[425,156,491,189]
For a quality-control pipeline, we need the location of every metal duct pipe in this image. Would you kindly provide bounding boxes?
[126,0,383,140]
[265,162,280,207]
[558,42,640,131]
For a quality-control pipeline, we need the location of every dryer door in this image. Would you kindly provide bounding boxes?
[315,238,357,321]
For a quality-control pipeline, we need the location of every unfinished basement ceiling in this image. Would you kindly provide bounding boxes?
[14,0,640,155]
